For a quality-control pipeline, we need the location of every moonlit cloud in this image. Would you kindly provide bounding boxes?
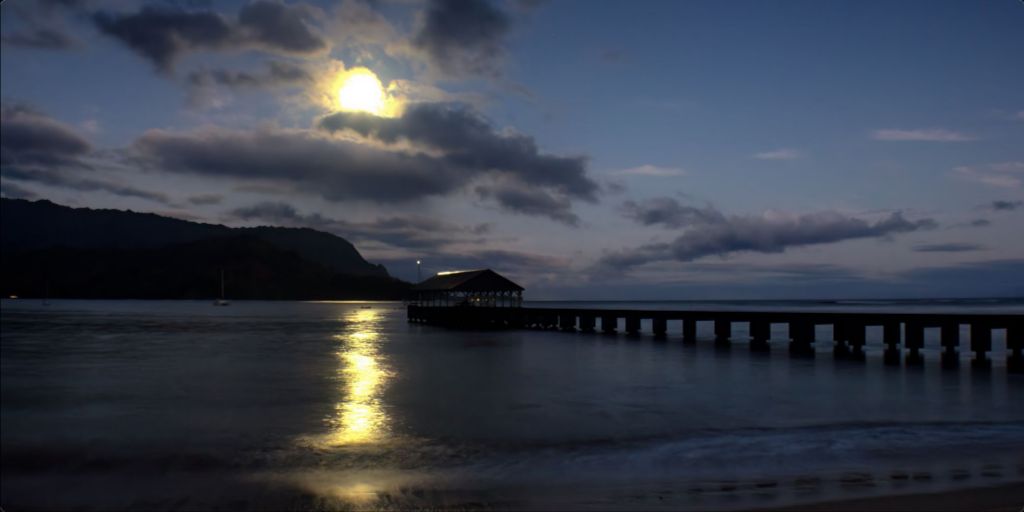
[953,162,1024,189]
[600,197,937,271]
[412,0,511,78]
[753,148,801,160]
[93,1,327,72]
[610,165,686,177]
[871,128,974,142]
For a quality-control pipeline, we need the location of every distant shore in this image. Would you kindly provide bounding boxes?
[771,482,1024,511]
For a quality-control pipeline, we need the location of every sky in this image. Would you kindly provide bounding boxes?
[2,0,1023,299]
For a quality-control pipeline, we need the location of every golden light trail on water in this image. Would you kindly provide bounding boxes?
[324,307,392,446]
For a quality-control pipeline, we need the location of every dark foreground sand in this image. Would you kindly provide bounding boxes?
[772,482,1024,511]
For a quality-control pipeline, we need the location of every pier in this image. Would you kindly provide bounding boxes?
[406,269,1024,372]
[407,305,1024,371]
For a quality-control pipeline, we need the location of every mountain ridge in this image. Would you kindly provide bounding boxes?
[0,198,408,300]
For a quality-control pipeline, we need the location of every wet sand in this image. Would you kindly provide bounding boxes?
[772,482,1024,511]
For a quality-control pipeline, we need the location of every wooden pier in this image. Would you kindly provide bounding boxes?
[407,305,1024,371]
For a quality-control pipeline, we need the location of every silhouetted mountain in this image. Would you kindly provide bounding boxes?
[0,198,407,300]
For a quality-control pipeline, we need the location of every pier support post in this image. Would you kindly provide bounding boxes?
[579,315,595,333]
[559,314,576,332]
[682,319,697,344]
[883,322,901,365]
[833,321,851,359]
[652,317,667,339]
[905,321,924,365]
[602,316,617,333]
[971,323,992,368]
[789,321,814,356]
[847,323,866,360]
[940,322,960,368]
[625,316,641,336]
[750,320,770,352]
[714,319,731,347]
[1008,323,1023,373]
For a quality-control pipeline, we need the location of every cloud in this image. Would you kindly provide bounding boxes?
[93,1,326,72]
[912,243,984,253]
[0,104,91,169]
[185,60,313,107]
[871,128,974,142]
[620,197,725,228]
[475,178,579,225]
[1016,111,1024,121]
[753,148,801,160]
[319,103,596,200]
[132,125,462,202]
[228,200,490,251]
[188,194,223,206]
[411,0,511,77]
[601,197,936,270]
[954,162,1024,189]
[991,200,1023,211]
[970,218,992,227]
[610,165,686,177]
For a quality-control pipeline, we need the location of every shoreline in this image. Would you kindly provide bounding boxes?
[770,482,1024,511]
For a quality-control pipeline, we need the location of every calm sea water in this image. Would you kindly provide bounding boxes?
[2,299,1023,510]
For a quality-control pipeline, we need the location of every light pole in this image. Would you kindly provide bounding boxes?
[416,260,421,282]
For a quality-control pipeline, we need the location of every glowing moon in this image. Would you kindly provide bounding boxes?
[338,68,386,115]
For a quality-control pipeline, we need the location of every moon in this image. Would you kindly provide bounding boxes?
[338,68,386,115]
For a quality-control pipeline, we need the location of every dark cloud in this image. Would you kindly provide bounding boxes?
[235,1,324,54]
[187,193,223,205]
[136,102,595,221]
[186,60,311,89]
[185,60,312,106]
[2,167,170,204]
[132,126,462,202]
[991,200,1022,211]
[912,243,984,253]
[620,197,724,228]
[1,104,169,205]
[1,104,91,169]
[475,179,578,225]
[319,103,597,201]
[600,197,937,271]
[412,0,510,77]
[970,218,992,227]
[93,1,326,72]
[228,200,490,251]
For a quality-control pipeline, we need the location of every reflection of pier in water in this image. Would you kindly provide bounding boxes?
[407,305,1024,372]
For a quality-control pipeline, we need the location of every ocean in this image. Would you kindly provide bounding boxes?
[2,298,1022,510]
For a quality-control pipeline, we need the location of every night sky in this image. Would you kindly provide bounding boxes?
[2,0,1022,298]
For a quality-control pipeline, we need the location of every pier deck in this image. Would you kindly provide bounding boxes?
[407,305,1024,371]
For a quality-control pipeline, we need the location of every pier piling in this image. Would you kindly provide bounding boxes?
[602,315,616,333]
[714,320,732,347]
[625,315,641,336]
[905,322,924,365]
[750,320,771,352]
[789,321,814,356]
[652,317,667,338]
[941,322,960,368]
[682,319,697,344]
[971,322,992,368]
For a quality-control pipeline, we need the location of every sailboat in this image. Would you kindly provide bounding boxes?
[213,269,230,306]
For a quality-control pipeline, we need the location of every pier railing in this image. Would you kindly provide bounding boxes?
[407,305,1023,371]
